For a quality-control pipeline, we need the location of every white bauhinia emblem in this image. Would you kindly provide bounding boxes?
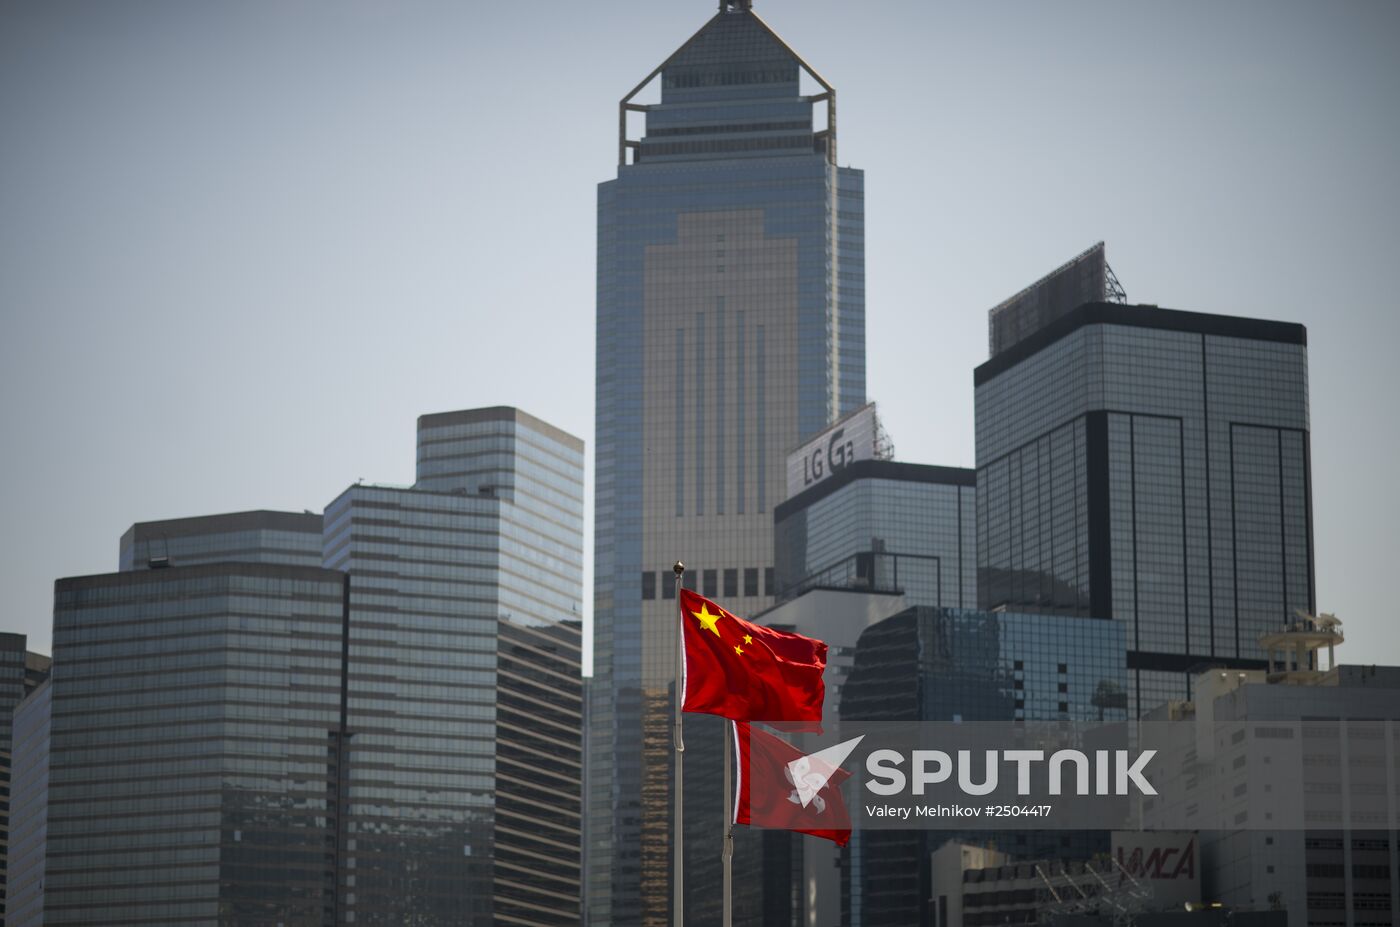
[784,736,865,812]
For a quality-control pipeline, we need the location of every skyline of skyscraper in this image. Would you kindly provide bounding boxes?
[15,406,585,926]
[974,301,1313,717]
[0,4,1375,924]
[589,3,865,923]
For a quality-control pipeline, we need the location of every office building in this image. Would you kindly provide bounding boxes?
[774,458,975,609]
[744,420,972,926]
[1141,618,1400,927]
[975,301,1312,717]
[590,2,865,923]
[841,605,1130,926]
[33,406,583,926]
[987,242,1126,357]
[0,635,48,923]
[324,406,584,926]
[8,677,50,927]
[46,561,349,925]
[119,509,323,571]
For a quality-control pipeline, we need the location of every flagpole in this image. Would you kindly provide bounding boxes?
[672,561,686,927]
[722,720,734,927]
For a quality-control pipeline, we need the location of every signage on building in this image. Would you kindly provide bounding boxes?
[785,403,880,500]
[1110,831,1199,906]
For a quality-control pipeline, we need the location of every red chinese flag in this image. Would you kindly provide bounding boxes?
[733,721,852,846]
[679,589,826,723]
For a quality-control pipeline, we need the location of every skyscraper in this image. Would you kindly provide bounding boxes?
[974,301,1312,716]
[590,3,865,923]
[324,406,584,926]
[842,606,1129,925]
[7,676,49,927]
[31,407,584,926]
[0,634,48,923]
[46,560,349,925]
[774,460,976,609]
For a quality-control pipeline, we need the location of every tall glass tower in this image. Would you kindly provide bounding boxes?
[325,407,585,926]
[590,2,865,923]
[974,302,1312,717]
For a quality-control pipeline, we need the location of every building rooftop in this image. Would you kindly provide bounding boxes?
[974,302,1308,386]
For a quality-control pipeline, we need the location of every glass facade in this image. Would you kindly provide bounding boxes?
[841,606,1129,926]
[974,303,1312,717]
[843,607,1129,734]
[0,633,42,922]
[46,564,348,926]
[38,407,583,926]
[7,678,50,927]
[324,407,584,926]
[773,461,976,609]
[590,7,864,923]
[119,511,324,572]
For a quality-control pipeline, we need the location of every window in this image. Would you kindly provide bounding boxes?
[641,572,656,601]
[684,569,696,591]
[764,567,775,596]
[703,570,718,598]
[724,569,738,597]
[744,568,758,597]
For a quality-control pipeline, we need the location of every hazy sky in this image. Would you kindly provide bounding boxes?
[2,1,1397,671]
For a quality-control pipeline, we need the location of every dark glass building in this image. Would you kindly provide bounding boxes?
[0,634,48,923]
[8,677,50,927]
[774,460,976,608]
[840,606,1129,926]
[590,3,865,924]
[974,302,1312,717]
[46,562,349,925]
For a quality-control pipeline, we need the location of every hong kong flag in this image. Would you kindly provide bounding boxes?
[679,589,826,723]
[733,721,855,846]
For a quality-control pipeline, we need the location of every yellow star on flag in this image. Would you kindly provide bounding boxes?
[743,634,753,645]
[734,644,744,656]
[691,603,723,637]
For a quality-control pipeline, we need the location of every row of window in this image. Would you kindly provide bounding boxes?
[640,567,775,601]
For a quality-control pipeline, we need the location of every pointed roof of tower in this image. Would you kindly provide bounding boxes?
[617,4,837,166]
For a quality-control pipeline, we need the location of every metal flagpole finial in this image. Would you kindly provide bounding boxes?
[673,561,685,580]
